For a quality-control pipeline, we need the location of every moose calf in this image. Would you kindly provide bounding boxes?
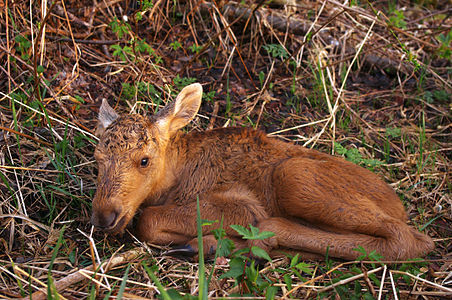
[91,83,434,260]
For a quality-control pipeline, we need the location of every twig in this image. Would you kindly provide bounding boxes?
[19,248,144,300]
[78,227,111,289]
[391,270,452,293]
[210,1,416,74]
[12,266,69,300]
[283,261,350,297]
[389,270,399,300]
[0,214,50,232]
[5,141,27,216]
[377,264,387,300]
[316,266,383,293]
[268,118,329,135]
[46,36,120,45]
[0,265,42,298]
[0,125,53,147]
[79,269,159,291]
[362,264,377,298]
[303,11,380,148]
[0,91,98,140]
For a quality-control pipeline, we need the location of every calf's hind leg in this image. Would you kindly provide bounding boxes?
[254,217,433,260]
[269,157,434,260]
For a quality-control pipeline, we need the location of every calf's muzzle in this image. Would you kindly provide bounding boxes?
[91,207,122,231]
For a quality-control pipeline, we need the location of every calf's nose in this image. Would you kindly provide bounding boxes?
[91,209,120,230]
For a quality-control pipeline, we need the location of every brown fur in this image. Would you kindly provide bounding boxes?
[92,83,434,260]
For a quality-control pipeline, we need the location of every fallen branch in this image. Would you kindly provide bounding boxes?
[317,266,383,293]
[201,1,415,74]
[201,1,315,37]
[18,248,144,300]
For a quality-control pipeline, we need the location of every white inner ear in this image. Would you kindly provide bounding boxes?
[154,83,203,136]
[174,96,183,115]
[173,83,202,119]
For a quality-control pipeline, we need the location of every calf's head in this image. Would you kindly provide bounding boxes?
[91,83,203,233]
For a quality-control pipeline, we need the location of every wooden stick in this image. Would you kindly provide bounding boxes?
[19,248,144,300]
[391,270,452,293]
[317,266,383,293]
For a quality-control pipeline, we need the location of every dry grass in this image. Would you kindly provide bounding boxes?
[0,0,450,298]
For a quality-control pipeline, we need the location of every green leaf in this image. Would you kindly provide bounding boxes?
[170,40,181,50]
[116,264,130,300]
[232,248,251,258]
[230,225,251,237]
[283,273,293,291]
[37,65,45,74]
[253,230,275,240]
[245,260,259,282]
[201,219,217,226]
[251,246,272,262]
[362,158,383,168]
[111,44,123,56]
[353,281,362,298]
[135,12,143,21]
[142,262,173,300]
[102,282,116,300]
[166,289,184,300]
[250,224,260,237]
[136,40,155,55]
[231,224,274,240]
[259,71,265,87]
[212,227,226,240]
[219,257,245,279]
[290,254,300,268]
[48,226,66,272]
[334,142,347,155]
[154,55,163,64]
[369,273,381,286]
[335,142,382,168]
[173,75,197,90]
[68,250,76,264]
[265,285,278,300]
[121,82,136,100]
[295,262,313,275]
[196,196,208,300]
[263,44,288,59]
[189,44,202,53]
[141,0,154,10]
[47,276,59,300]
[123,46,134,55]
[354,245,367,260]
[386,127,401,138]
[346,148,362,164]
[363,292,375,300]
[367,250,384,262]
[433,90,449,102]
[216,238,234,257]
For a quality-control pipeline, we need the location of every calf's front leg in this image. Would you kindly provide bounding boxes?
[136,190,269,253]
[137,204,197,246]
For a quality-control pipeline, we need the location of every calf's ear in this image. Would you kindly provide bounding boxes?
[97,98,119,136]
[155,83,203,138]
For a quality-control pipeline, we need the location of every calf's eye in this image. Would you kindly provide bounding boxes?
[140,157,149,167]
